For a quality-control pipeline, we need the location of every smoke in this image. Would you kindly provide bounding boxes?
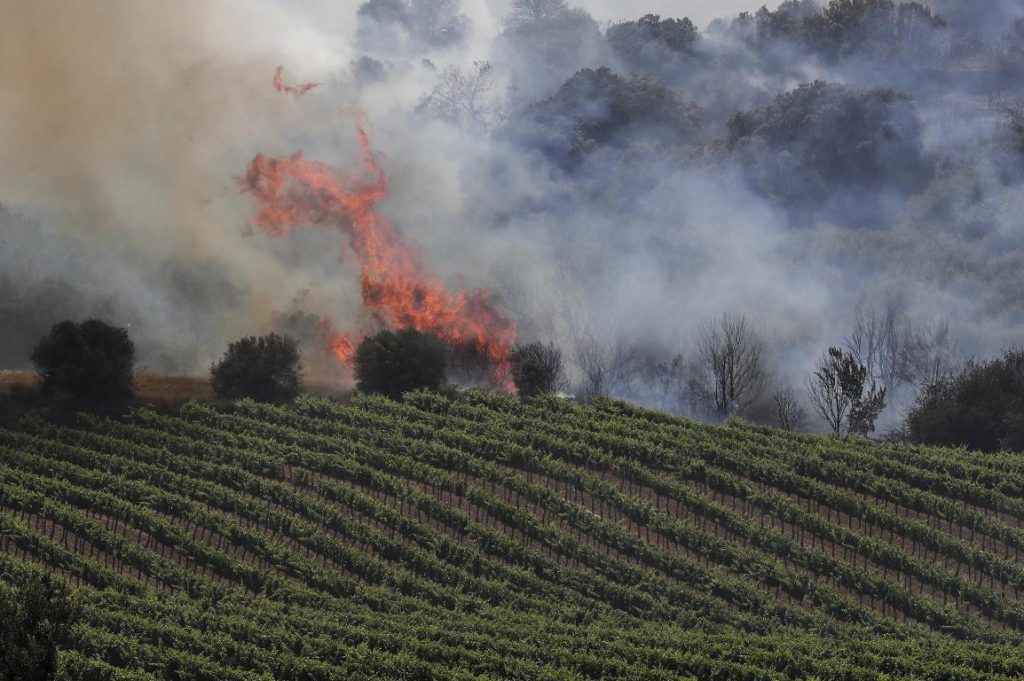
[0,0,353,370]
[3,0,1024,432]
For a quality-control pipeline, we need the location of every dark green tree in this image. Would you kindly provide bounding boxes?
[210,333,302,402]
[606,14,700,74]
[354,328,448,400]
[510,342,564,398]
[725,81,931,224]
[30,319,135,402]
[806,347,886,435]
[0,574,78,681]
[906,349,1024,452]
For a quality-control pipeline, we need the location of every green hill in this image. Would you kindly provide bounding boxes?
[2,391,1024,679]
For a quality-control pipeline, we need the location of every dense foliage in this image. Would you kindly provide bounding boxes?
[354,328,448,399]
[210,334,302,403]
[906,349,1024,452]
[807,347,886,436]
[509,342,564,398]
[356,0,468,49]
[511,67,706,168]
[725,81,930,223]
[2,392,1024,678]
[30,320,135,403]
[734,0,946,62]
[607,14,700,75]
[0,574,77,681]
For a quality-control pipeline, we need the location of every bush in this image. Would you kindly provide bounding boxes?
[30,319,134,402]
[510,342,564,399]
[905,349,1024,452]
[354,328,447,400]
[1,573,78,681]
[210,333,302,403]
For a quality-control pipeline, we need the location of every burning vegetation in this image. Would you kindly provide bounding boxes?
[241,112,517,387]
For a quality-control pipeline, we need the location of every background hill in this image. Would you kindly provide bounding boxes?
[3,391,1024,679]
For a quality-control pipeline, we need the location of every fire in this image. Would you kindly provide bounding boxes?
[272,66,319,98]
[241,123,517,387]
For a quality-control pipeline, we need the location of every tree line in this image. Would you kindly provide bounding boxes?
[12,314,1024,454]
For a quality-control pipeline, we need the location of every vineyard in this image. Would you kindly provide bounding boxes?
[3,390,1024,679]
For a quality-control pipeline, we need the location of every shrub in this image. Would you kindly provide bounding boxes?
[905,349,1024,452]
[30,319,134,402]
[0,573,78,681]
[354,328,447,400]
[510,342,564,398]
[210,333,302,403]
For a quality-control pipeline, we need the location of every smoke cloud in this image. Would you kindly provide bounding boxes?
[2,0,1024,432]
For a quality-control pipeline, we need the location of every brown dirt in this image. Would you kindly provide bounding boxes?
[0,370,348,407]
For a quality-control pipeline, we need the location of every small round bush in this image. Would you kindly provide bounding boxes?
[30,319,135,402]
[510,342,563,399]
[354,328,447,400]
[211,333,302,403]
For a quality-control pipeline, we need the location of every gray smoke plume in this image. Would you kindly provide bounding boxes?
[3,0,1024,432]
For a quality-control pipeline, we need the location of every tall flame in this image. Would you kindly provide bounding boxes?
[241,123,517,387]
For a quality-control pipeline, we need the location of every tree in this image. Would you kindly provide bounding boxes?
[494,2,604,101]
[905,349,1024,452]
[30,319,134,402]
[210,333,302,403]
[693,314,765,417]
[573,333,640,400]
[502,0,569,28]
[446,339,505,389]
[357,0,468,50]
[511,67,706,170]
[606,14,701,75]
[771,386,807,431]
[0,574,78,681]
[417,61,507,131]
[724,81,931,225]
[354,328,448,400]
[510,342,564,398]
[845,305,960,394]
[806,346,886,435]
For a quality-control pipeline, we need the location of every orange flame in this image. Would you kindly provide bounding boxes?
[242,123,517,387]
[273,66,319,98]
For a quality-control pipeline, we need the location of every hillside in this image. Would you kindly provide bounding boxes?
[3,391,1024,679]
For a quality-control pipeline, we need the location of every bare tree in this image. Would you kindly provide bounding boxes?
[771,386,806,432]
[693,314,766,417]
[903,318,961,385]
[846,305,905,392]
[573,332,640,401]
[417,61,507,131]
[637,352,688,413]
[846,305,961,393]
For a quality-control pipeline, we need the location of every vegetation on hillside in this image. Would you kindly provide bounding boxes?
[354,328,448,400]
[210,334,302,403]
[30,320,134,403]
[2,391,1024,677]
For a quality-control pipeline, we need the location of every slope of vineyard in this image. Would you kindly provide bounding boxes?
[3,390,1024,679]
